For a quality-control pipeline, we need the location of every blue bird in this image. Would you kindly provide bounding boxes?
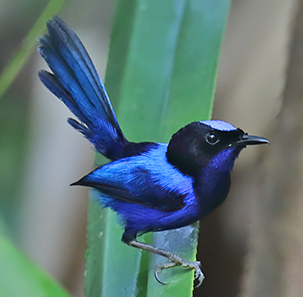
[38,16,269,286]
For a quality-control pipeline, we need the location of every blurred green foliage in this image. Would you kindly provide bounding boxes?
[0,1,72,296]
[0,230,71,297]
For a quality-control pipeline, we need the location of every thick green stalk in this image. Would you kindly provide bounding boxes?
[85,0,230,296]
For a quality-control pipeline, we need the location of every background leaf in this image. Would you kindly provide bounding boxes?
[0,220,71,297]
[0,0,67,100]
[0,1,74,296]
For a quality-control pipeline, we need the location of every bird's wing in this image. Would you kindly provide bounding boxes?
[38,16,127,160]
[73,152,192,212]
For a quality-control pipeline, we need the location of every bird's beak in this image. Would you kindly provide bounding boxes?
[235,134,270,146]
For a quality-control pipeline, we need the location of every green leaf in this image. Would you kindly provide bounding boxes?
[0,227,71,297]
[0,0,67,100]
[0,2,73,297]
[85,0,230,296]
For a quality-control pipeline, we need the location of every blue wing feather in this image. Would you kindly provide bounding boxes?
[73,144,193,212]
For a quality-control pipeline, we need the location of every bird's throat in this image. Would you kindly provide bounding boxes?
[194,147,241,217]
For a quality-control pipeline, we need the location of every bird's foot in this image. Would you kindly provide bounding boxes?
[154,259,204,288]
[127,239,204,287]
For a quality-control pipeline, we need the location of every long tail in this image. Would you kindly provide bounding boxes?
[38,16,128,160]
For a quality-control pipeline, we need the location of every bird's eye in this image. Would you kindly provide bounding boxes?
[206,133,219,145]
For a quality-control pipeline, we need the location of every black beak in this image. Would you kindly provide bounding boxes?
[235,134,270,146]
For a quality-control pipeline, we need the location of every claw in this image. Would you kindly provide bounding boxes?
[154,267,167,285]
[192,261,204,288]
[153,260,204,288]
[182,260,204,288]
[154,262,179,285]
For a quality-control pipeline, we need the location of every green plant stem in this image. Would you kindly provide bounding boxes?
[0,0,67,100]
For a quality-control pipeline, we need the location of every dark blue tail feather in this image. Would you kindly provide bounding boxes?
[38,16,127,160]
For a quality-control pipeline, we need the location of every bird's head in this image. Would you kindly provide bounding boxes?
[166,120,269,176]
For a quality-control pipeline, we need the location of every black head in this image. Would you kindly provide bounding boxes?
[166,120,269,176]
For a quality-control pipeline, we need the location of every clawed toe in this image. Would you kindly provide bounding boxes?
[154,267,167,285]
[192,261,204,288]
[153,260,204,287]
[154,262,178,285]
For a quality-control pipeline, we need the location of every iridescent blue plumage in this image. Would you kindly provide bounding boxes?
[74,143,200,240]
[38,16,269,286]
[38,16,126,160]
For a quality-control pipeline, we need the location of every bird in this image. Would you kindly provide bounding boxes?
[37,16,269,287]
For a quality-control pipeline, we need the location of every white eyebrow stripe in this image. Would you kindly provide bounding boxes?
[200,120,236,131]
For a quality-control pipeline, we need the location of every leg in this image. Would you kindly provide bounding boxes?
[128,239,204,287]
